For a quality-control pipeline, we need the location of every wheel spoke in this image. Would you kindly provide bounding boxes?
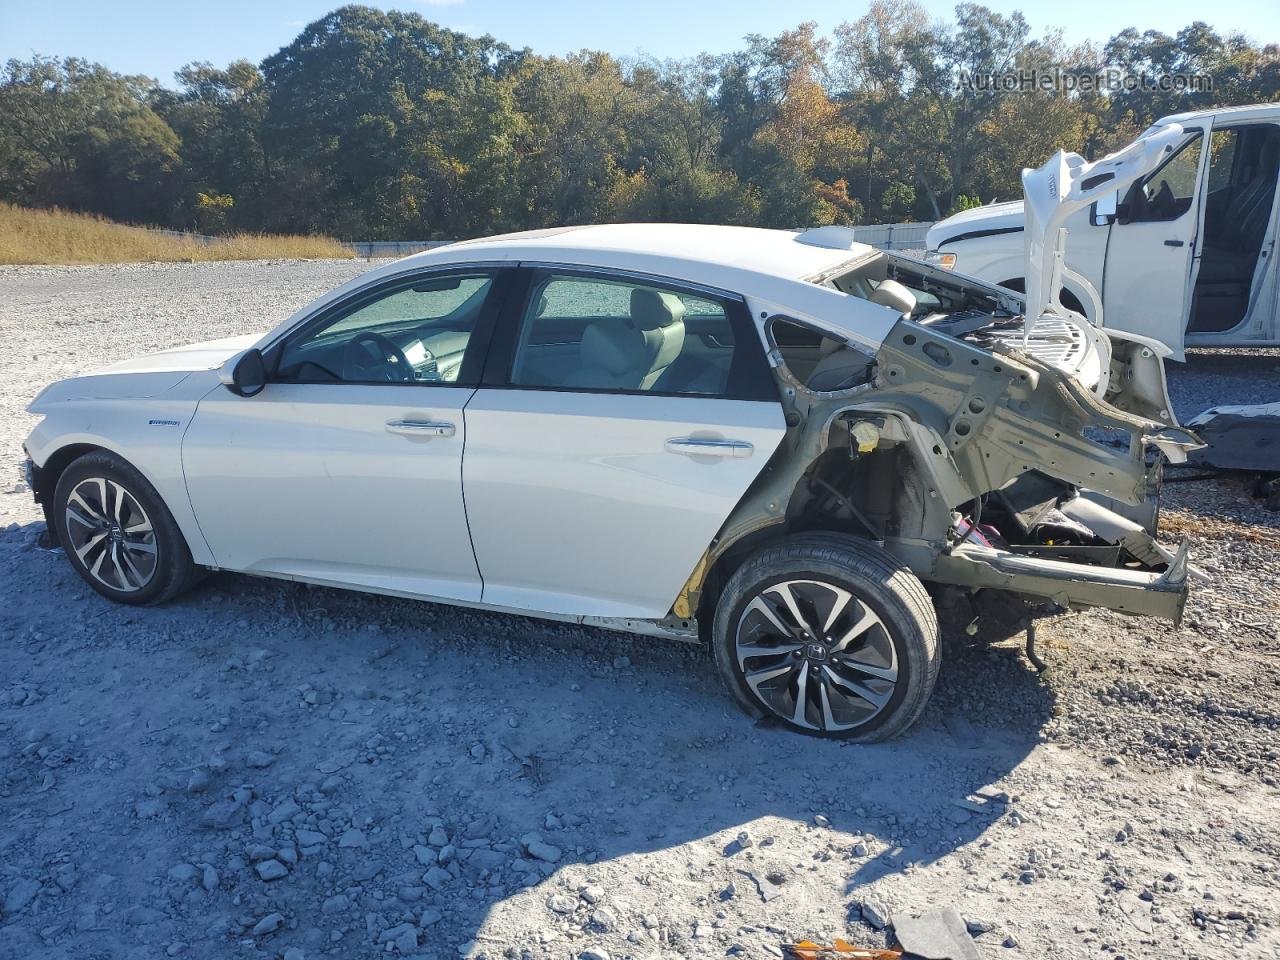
[67,491,106,526]
[92,478,109,520]
[117,544,146,588]
[123,539,157,556]
[124,517,152,535]
[821,586,853,632]
[743,595,792,637]
[791,661,811,726]
[829,605,880,653]
[105,542,125,589]
[767,581,812,635]
[835,654,898,682]
[88,545,108,582]
[109,480,127,524]
[744,661,794,696]
[74,531,107,563]
[823,665,892,709]
[736,640,803,661]
[819,679,839,731]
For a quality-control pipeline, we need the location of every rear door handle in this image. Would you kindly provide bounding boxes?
[664,437,753,459]
[386,419,456,437]
[1164,239,1184,247]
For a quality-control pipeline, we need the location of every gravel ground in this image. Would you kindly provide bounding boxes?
[1,260,1278,960]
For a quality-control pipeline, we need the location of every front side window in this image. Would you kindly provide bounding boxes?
[276,272,495,384]
[509,272,768,397]
[1126,133,1203,223]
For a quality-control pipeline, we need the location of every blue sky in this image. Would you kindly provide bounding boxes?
[2,0,1276,85]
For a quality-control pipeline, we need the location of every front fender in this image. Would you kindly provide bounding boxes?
[24,379,220,566]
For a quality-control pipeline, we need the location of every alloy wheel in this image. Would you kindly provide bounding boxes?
[63,476,158,593]
[734,578,899,732]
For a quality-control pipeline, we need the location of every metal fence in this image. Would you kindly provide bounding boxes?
[343,223,936,259]
[845,221,933,251]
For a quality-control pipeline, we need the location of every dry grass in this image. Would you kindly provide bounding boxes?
[0,203,353,264]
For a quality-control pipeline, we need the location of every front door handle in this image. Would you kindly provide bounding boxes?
[1164,239,1184,247]
[386,419,455,437]
[664,437,753,459]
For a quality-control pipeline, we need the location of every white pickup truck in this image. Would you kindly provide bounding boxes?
[925,103,1280,359]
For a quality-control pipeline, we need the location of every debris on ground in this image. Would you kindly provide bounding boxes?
[787,938,902,960]
[1187,401,1280,473]
[892,906,982,960]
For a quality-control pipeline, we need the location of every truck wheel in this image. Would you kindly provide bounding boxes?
[52,450,197,605]
[711,533,939,741]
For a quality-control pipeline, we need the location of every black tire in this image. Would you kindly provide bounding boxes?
[711,533,939,741]
[52,450,198,605]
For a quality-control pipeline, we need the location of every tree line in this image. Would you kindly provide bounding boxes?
[1,3,1277,240]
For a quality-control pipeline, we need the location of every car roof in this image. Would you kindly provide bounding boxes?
[1155,102,1280,127]
[268,223,904,354]
[399,222,875,290]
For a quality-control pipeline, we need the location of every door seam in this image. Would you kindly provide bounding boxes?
[459,389,485,601]
[178,379,225,567]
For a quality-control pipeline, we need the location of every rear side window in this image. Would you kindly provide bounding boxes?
[507,270,775,400]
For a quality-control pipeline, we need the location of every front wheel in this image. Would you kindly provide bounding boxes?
[711,533,940,741]
[52,450,197,605]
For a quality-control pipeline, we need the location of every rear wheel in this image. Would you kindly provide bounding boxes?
[52,451,197,605]
[711,533,939,741]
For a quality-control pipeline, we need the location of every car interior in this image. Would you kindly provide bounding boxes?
[274,274,494,383]
[1124,132,1203,223]
[509,274,739,395]
[1189,123,1280,333]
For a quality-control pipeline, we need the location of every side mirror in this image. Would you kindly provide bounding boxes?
[1091,190,1119,226]
[218,348,267,397]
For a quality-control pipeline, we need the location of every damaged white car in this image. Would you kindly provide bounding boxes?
[23,210,1201,740]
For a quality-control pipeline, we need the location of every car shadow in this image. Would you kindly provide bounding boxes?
[2,522,1054,957]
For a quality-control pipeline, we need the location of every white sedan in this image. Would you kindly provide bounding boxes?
[23,224,1200,740]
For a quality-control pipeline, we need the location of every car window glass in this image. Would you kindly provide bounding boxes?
[1206,128,1240,194]
[509,273,743,396]
[1129,133,1202,222]
[277,273,493,384]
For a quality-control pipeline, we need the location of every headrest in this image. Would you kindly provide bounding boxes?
[581,320,642,376]
[869,278,917,316]
[630,288,686,330]
[641,319,686,374]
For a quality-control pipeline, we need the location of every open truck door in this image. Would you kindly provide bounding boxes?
[1099,125,1210,360]
[1021,122,1192,359]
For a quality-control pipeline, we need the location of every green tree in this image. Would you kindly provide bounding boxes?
[0,56,181,224]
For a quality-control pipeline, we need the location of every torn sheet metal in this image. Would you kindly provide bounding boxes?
[1187,402,1280,472]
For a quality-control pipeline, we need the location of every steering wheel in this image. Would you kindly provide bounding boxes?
[342,331,414,382]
